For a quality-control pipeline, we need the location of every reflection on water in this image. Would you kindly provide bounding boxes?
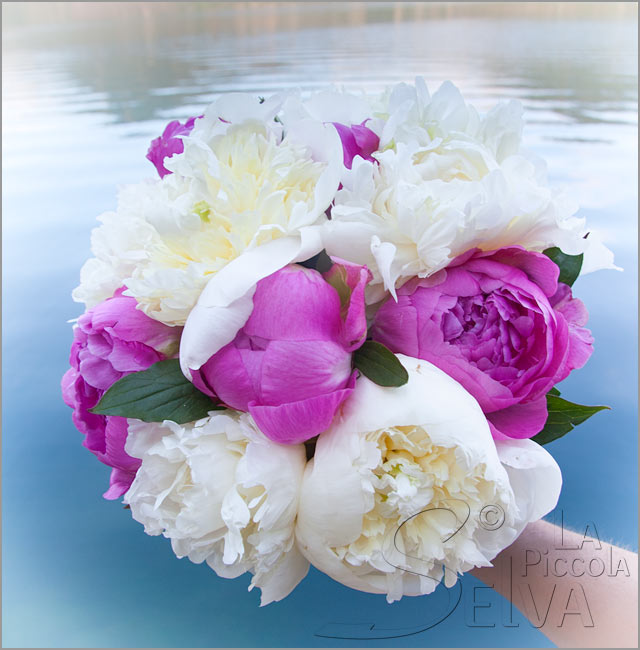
[2,3,637,648]
[3,2,637,125]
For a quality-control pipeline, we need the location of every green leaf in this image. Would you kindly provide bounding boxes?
[90,359,223,424]
[531,393,609,445]
[543,247,583,287]
[548,386,561,396]
[300,250,332,273]
[353,341,409,387]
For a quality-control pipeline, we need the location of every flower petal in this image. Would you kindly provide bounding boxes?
[259,339,352,404]
[370,236,399,299]
[332,121,380,169]
[180,228,324,377]
[296,354,519,601]
[495,438,562,525]
[103,466,138,500]
[252,545,310,607]
[282,119,343,226]
[249,373,356,444]
[452,246,559,298]
[78,353,121,390]
[324,258,372,350]
[487,397,549,440]
[193,342,258,410]
[244,266,342,343]
[550,283,594,372]
[340,355,503,469]
[91,292,179,351]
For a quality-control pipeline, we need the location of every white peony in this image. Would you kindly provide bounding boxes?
[296,354,561,603]
[123,412,309,605]
[74,92,343,328]
[323,79,614,301]
[280,86,378,138]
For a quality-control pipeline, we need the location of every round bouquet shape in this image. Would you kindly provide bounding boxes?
[62,78,612,605]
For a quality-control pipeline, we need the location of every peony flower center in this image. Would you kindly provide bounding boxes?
[440,290,538,383]
[128,122,327,324]
[412,137,491,183]
[332,425,508,576]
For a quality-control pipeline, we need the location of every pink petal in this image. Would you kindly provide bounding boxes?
[435,266,482,297]
[91,293,178,350]
[61,368,78,409]
[107,338,162,373]
[102,416,140,474]
[237,346,266,399]
[332,121,379,169]
[487,397,549,440]
[146,116,199,178]
[487,420,511,441]
[78,354,121,391]
[351,122,380,159]
[86,332,113,359]
[193,342,257,410]
[260,339,352,404]
[370,295,421,358]
[244,266,342,342]
[249,373,357,444]
[565,322,594,373]
[103,467,138,500]
[481,246,559,297]
[551,283,591,333]
[324,258,372,350]
[451,246,559,298]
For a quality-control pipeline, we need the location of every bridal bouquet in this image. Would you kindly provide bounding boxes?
[62,79,612,605]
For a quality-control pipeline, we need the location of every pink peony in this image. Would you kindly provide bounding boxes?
[62,289,180,498]
[371,246,593,440]
[191,260,371,444]
[332,121,379,169]
[146,116,199,178]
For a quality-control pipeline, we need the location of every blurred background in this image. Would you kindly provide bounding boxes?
[2,2,637,648]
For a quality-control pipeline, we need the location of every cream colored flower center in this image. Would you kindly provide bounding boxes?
[161,123,325,265]
[131,122,327,324]
[333,425,504,575]
[412,138,491,182]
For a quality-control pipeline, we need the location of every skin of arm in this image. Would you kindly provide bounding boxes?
[471,519,638,648]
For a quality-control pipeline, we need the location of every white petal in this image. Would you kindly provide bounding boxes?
[125,413,307,604]
[283,88,375,126]
[207,92,283,126]
[340,355,504,477]
[326,78,602,297]
[495,438,562,527]
[580,229,622,275]
[370,236,399,300]
[296,355,517,601]
[283,119,343,225]
[179,227,323,375]
[252,545,310,606]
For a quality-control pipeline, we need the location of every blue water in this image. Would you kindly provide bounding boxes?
[2,3,637,648]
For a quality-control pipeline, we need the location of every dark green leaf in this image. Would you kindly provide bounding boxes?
[299,250,332,273]
[543,247,583,287]
[548,386,561,396]
[90,359,223,424]
[304,435,319,461]
[531,394,609,445]
[353,341,409,387]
